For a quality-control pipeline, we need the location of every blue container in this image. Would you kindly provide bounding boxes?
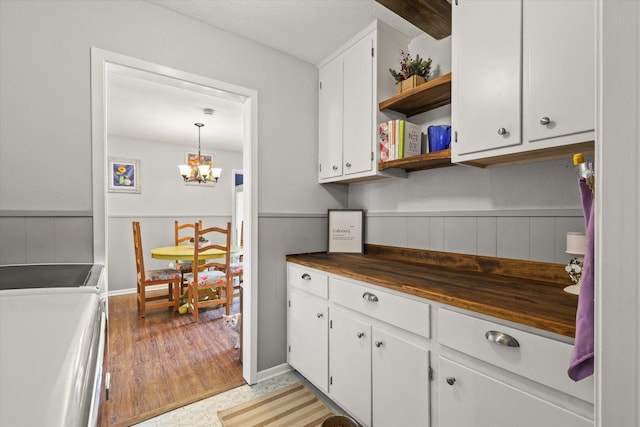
[428,125,452,152]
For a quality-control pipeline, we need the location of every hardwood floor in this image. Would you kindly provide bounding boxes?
[101,293,245,426]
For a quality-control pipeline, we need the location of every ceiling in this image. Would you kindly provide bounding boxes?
[109,1,422,151]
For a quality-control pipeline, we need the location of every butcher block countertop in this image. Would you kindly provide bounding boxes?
[286,244,579,338]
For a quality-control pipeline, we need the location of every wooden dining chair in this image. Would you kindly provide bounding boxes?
[185,221,233,321]
[132,221,181,317]
[174,220,202,293]
[228,220,244,302]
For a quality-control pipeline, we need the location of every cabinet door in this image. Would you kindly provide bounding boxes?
[439,357,593,427]
[372,328,430,427]
[288,292,328,392]
[329,309,371,426]
[452,0,522,155]
[342,34,374,176]
[524,0,595,143]
[319,57,343,180]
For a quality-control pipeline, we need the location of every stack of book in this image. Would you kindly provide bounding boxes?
[379,119,422,162]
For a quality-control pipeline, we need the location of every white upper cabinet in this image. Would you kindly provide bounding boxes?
[452,0,522,156]
[318,58,344,180]
[452,0,596,166]
[523,0,595,144]
[318,21,408,183]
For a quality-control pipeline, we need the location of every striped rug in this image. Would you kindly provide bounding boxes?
[217,383,335,427]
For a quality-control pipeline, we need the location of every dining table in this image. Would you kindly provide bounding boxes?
[150,245,242,262]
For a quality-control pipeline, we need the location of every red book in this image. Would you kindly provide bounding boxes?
[379,122,389,162]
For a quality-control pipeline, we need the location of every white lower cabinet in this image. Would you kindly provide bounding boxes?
[286,262,593,427]
[288,291,329,393]
[287,265,329,393]
[329,308,431,427]
[439,357,592,427]
[438,309,594,427]
[372,328,430,427]
[329,308,372,425]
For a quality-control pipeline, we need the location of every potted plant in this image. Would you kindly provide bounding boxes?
[389,50,432,94]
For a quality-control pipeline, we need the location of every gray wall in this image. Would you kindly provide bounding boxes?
[0,0,347,374]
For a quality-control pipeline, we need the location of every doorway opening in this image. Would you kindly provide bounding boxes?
[91,48,258,386]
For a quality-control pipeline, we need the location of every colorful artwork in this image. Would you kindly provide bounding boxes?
[108,158,141,193]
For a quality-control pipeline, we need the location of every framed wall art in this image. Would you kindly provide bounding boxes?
[327,209,364,254]
[108,158,141,193]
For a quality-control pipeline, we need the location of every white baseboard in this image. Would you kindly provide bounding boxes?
[256,363,292,383]
[108,287,136,296]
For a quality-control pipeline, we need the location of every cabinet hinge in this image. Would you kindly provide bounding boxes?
[330,376,333,385]
[288,345,291,353]
[371,47,374,57]
[319,81,323,90]
[428,366,433,381]
[288,300,291,308]
[371,151,374,162]
[454,131,458,143]
[330,320,333,329]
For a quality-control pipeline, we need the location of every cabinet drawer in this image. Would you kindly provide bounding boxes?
[438,309,593,403]
[330,277,430,338]
[288,264,328,299]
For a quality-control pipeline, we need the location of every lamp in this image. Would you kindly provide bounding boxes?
[178,122,222,184]
[564,232,586,295]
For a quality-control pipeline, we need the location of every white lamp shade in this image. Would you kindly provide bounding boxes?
[566,232,586,255]
[211,168,222,179]
[198,164,211,177]
[178,164,192,176]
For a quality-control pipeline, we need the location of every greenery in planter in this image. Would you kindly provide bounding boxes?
[389,50,432,83]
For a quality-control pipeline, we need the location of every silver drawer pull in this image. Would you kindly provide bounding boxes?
[317,313,323,318]
[375,341,383,348]
[362,292,379,302]
[301,273,311,280]
[446,376,456,386]
[485,330,520,348]
[356,331,365,339]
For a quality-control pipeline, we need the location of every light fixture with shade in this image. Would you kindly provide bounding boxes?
[178,120,222,184]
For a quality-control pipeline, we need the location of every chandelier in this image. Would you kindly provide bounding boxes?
[178,122,222,184]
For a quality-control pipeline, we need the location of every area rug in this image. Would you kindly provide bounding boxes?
[217,382,335,426]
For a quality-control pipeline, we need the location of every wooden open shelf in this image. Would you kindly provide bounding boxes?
[378,148,453,172]
[375,0,452,40]
[379,72,452,117]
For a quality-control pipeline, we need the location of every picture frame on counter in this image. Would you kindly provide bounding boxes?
[327,209,364,254]
[108,157,141,193]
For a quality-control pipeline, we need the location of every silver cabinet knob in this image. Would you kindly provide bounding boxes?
[345,162,352,168]
[332,165,338,171]
[375,341,383,348]
[446,377,456,385]
[497,128,507,135]
[301,273,311,280]
[540,116,551,125]
[317,313,323,318]
[356,331,365,339]
[485,330,520,347]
